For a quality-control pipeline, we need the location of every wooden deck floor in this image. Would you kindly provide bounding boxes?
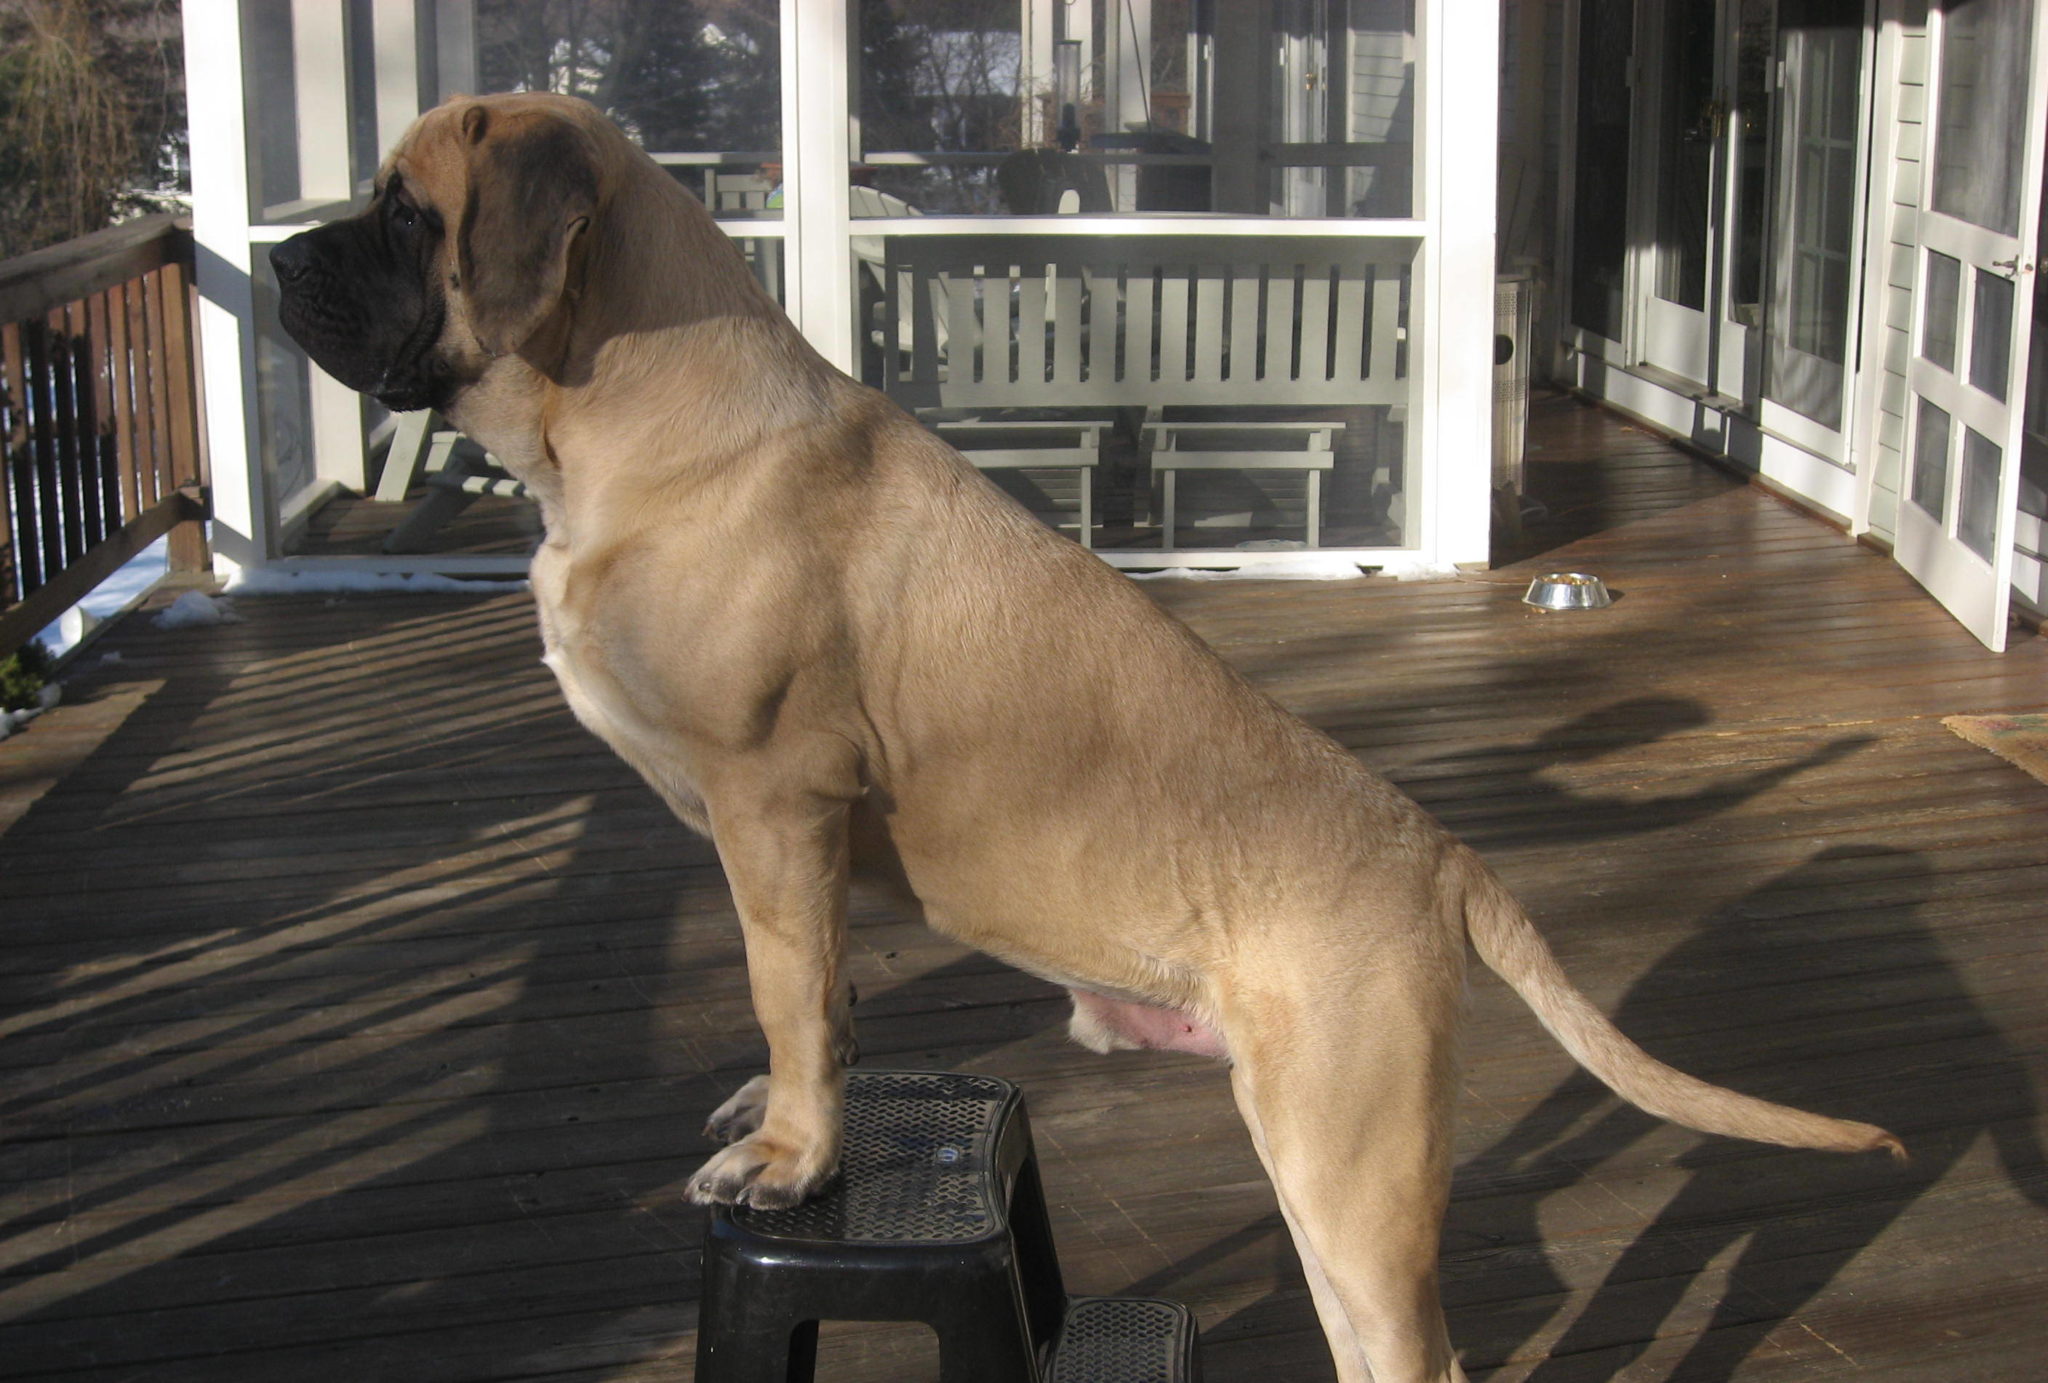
[3,395,2046,1381]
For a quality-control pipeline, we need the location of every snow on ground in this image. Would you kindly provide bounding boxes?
[224,569,529,596]
[0,683,60,741]
[151,591,242,630]
[1126,554,1370,581]
[33,536,169,658]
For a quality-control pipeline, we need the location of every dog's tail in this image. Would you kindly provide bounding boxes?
[1461,851,1904,1158]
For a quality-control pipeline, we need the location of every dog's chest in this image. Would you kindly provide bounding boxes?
[529,546,713,833]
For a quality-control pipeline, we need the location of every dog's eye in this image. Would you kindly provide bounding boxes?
[393,200,419,229]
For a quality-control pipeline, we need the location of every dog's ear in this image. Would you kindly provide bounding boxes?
[457,106,599,358]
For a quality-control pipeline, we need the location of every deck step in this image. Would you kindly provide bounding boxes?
[1048,1295,1202,1382]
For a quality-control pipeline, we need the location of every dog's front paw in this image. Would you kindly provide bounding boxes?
[704,1074,772,1144]
[685,1131,838,1210]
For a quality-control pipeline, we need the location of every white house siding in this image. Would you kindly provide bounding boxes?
[1864,2,1932,544]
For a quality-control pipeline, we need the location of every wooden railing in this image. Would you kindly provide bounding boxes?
[0,214,209,658]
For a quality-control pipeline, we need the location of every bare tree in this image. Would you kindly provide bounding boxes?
[0,0,185,259]
[474,0,780,155]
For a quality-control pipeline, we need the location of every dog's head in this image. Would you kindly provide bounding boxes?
[271,93,605,413]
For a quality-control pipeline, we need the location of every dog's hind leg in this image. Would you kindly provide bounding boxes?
[1223,962,1471,1383]
[1232,1083,1369,1373]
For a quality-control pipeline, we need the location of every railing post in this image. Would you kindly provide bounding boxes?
[0,323,26,600]
[24,317,61,590]
[0,324,15,604]
[160,252,209,573]
[107,281,140,522]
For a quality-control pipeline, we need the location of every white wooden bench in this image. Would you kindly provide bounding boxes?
[878,234,1409,548]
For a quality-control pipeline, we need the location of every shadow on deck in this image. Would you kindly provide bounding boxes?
[2,400,2045,1381]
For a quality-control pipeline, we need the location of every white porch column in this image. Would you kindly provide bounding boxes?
[1100,0,1151,207]
[1420,0,1499,568]
[785,0,856,372]
[374,0,425,156]
[292,0,353,206]
[1020,0,1056,147]
[185,1,269,576]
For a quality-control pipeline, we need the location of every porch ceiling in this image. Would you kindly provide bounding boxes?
[2,399,2045,1380]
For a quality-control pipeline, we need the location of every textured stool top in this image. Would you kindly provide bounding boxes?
[731,1070,1015,1245]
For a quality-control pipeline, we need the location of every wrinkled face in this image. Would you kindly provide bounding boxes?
[270,95,600,414]
[271,164,450,411]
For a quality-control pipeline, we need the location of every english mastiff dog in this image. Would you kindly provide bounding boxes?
[272,93,1900,1383]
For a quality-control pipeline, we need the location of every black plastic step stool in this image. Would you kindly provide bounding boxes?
[695,1069,1200,1382]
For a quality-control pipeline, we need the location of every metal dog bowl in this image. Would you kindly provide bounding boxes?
[1523,572,1612,610]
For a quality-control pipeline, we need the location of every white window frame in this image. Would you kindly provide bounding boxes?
[188,0,1498,578]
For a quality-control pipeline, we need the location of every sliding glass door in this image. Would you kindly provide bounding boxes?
[1635,0,1720,385]
[1757,0,1867,455]
[1569,0,1872,473]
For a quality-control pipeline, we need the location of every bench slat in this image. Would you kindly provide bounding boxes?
[1193,265,1225,385]
[1017,268,1047,386]
[1334,270,1368,387]
[1149,449,1336,471]
[909,267,940,398]
[1230,264,1261,384]
[944,272,980,385]
[1088,264,1119,384]
[1370,264,1402,380]
[954,448,1101,470]
[1052,270,1084,386]
[1158,269,1190,384]
[1265,263,1297,382]
[1299,269,1332,386]
[1124,266,1154,384]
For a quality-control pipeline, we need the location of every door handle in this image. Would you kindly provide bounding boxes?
[1990,256,2020,276]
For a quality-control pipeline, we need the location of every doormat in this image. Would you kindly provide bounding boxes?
[1942,714,2048,787]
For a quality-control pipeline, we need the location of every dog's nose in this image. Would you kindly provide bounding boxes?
[269,236,314,286]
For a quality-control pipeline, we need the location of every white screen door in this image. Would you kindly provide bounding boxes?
[1897,0,2048,651]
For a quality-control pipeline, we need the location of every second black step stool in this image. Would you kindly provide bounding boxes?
[695,1069,1200,1382]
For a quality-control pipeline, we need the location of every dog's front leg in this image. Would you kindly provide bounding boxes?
[687,771,856,1211]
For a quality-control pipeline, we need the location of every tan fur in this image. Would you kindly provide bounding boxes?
[368,93,1900,1383]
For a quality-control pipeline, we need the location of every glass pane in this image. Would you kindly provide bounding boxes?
[1912,396,1953,521]
[249,254,319,513]
[475,0,783,216]
[1969,267,2014,401]
[1931,0,2033,236]
[2028,170,2048,513]
[1570,0,1634,338]
[346,0,380,188]
[245,1,496,224]
[1763,2,1862,429]
[1729,0,1777,317]
[850,1,1418,219]
[1958,426,2002,559]
[2030,147,2048,522]
[1921,250,1961,369]
[242,1,354,222]
[1651,1,1718,311]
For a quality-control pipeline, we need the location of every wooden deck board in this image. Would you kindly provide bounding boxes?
[3,395,2045,1380]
